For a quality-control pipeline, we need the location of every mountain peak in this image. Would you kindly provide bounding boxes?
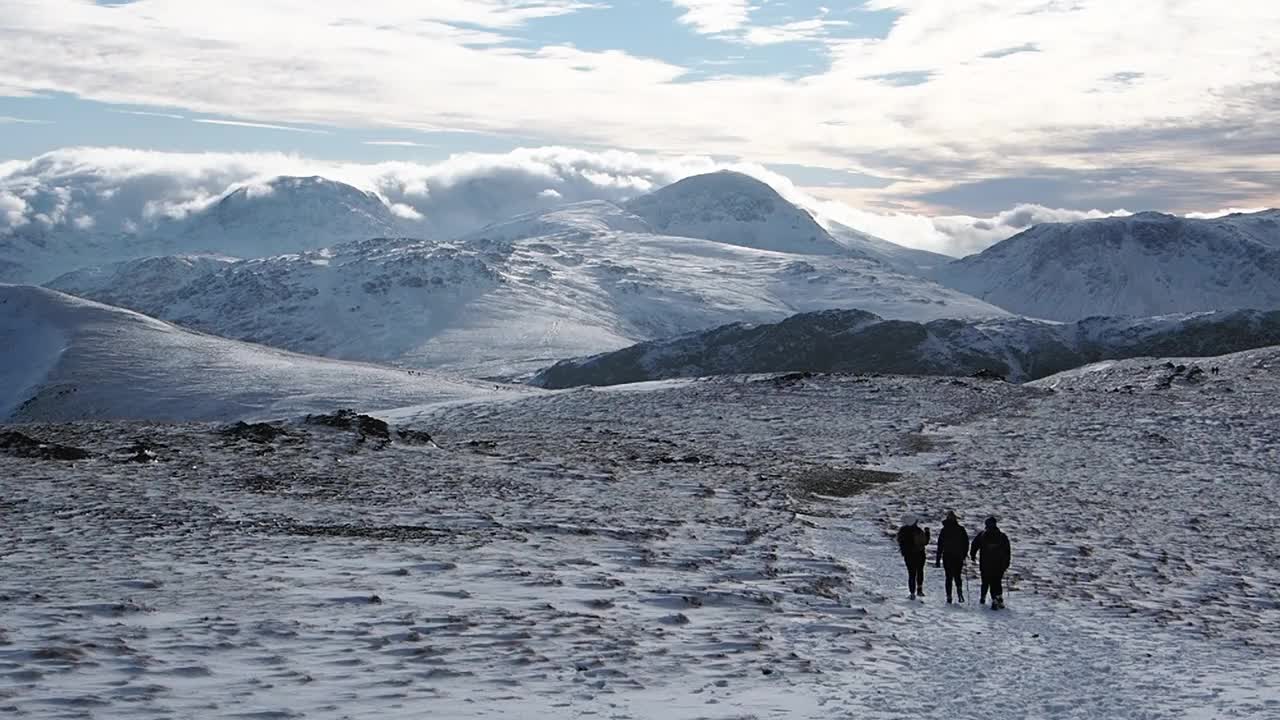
[178,175,403,257]
[934,210,1280,320]
[625,172,854,256]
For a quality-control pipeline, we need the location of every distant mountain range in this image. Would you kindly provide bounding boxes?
[531,307,1280,388]
[0,175,407,284]
[932,210,1280,320]
[46,174,1007,377]
[10,167,1280,390]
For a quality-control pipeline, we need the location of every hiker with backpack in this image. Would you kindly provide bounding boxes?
[970,516,1012,609]
[935,511,969,604]
[896,514,930,599]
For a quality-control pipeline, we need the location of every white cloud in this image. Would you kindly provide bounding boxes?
[2,145,1252,259]
[669,1,751,34]
[363,140,434,148]
[113,110,186,120]
[0,0,1277,206]
[1184,207,1269,219]
[0,191,29,227]
[742,19,846,46]
[388,202,423,220]
[0,115,48,124]
[192,119,330,134]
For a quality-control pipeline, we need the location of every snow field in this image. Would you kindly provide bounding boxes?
[2,356,1278,718]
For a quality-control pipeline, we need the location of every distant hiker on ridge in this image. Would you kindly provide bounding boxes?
[896,514,930,600]
[935,510,969,604]
[970,516,1011,610]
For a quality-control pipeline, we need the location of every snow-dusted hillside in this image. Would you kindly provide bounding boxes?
[532,307,1280,388]
[0,176,406,284]
[0,285,525,422]
[50,201,1009,377]
[46,254,238,310]
[624,171,855,256]
[827,220,954,276]
[934,210,1280,320]
[174,175,403,257]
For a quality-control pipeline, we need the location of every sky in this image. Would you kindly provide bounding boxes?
[0,0,1277,242]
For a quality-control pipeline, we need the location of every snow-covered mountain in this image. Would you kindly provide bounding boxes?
[624,171,856,256]
[933,210,1280,320]
[174,175,403,257]
[49,197,1008,377]
[46,254,239,311]
[0,176,405,284]
[531,307,1280,388]
[826,220,953,276]
[0,285,524,422]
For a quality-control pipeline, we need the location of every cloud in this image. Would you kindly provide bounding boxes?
[0,115,48,124]
[363,140,434,148]
[742,17,851,46]
[3,145,1258,261]
[0,0,1277,211]
[192,119,330,134]
[1184,207,1270,220]
[669,1,751,34]
[112,110,186,120]
[0,191,29,227]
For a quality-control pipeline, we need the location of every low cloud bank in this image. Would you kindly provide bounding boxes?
[0,146,1180,258]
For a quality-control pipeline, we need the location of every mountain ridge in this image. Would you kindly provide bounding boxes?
[934,210,1280,320]
[531,306,1280,388]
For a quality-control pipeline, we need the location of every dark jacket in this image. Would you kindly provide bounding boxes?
[897,524,929,558]
[936,518,969,563]
[970,527,1011,572]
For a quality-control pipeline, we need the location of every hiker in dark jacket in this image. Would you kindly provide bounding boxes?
[935,511,969,604]
[970,516,1011,609]
[896,514,930,599]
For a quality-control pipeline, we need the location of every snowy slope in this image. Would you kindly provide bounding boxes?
[0,285,526,422]
[4,359,1278,718]
[532,307,1280,387]
[0,176,405,284]
[1030,343,1280,392]
[827,220,954,275]
[173,175,403,257]
[933,209,1280,320]
[624,171,856,256]
[46,254,238,310]
[50,201,1009,377]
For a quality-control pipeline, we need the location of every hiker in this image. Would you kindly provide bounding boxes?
[896,514,930,599]
[970,516,1011,610]
[935,511,969,604]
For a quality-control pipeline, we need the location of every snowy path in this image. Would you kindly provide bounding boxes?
[808,510,1277,719]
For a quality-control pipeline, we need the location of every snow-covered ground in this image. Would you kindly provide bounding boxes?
[3,348,1277,718]
[0,285,529,422]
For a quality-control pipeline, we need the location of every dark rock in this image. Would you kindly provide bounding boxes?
[117,442,161,463]
[304,409,390,442]
[762,371,816,387]
[396,429,435,445]
[0,431,91,461]
[655,454,703,464]
[971,368,1006,381]
[221,421,289,444]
